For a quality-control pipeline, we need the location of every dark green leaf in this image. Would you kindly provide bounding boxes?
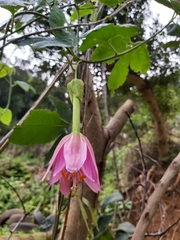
[49,96,72,123]
[114,222,135,234]
[100,0,123,7]
[9,109,68,145]
[115,231,129,240]
[96,229,114,240]
[108,55,130,91]
[94,215,113,238]
[167,23,180,37]
[49,5,66,28]
[15,36,77,48]
[80,24,138,51]
[101,192,123,208]
[0,0,37,6]
[163,40,180,49]
[171,0,180,13]
[154,0,173,9]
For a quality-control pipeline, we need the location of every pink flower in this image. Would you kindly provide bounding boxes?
[42,133,100,196]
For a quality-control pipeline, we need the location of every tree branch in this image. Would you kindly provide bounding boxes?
[131,153,180,240]
[104,99,135,155]
[126,73,168,159]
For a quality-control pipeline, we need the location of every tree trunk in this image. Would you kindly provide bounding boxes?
[126,73,168,159]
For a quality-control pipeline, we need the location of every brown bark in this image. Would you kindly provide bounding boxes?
[131,153,180,240]
[59,63,135,240]
[126,73,168,159]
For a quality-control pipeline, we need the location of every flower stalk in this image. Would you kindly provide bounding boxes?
[72,95,80,133]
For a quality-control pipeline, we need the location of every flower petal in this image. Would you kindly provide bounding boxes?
[64,133,87,172]
[81,146,100,192]
[49,169,61,184]
[59,176,71,196]
[41,134,71,182]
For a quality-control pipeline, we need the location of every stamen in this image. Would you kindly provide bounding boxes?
[71,172,77,177]
[78,174,86,183]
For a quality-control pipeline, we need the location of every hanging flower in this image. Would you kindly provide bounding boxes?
[42,133,100,196]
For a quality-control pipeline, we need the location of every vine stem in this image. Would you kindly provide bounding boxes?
[60,193,72,240]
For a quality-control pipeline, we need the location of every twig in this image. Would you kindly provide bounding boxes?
[7,213,27,240]
[144,217,180,237]
[0,175,26,212]
[125,111,147,212]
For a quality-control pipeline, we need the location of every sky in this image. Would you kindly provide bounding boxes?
[0,0,174,26]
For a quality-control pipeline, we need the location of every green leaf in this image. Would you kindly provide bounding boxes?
[80,24,138,51]
[49,96,72,123]
[1,5,21,14]
[101,191,123,208]
[94,215,113,238]
[130,43,150,74]
[108,55,130,91]
[71,2,95,22]
[0,0,37,6]
[82,197,98,228]
[100,0,123,7]
[0,62,12,78]
[0,108,12,125]
[14,81,29,91]
[14,80,36,93]
[9,109,68,145]
[114,222,135,234]
[77,196,89,231]
[90,35,129,63]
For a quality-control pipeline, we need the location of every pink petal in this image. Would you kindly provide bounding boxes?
[41,135,71,182]
[81,147,100,193]
[49,170,61,184]
[64,133,87,173]
[52,146,66,176]
[59,176,71,196]
[84,178,100,193]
